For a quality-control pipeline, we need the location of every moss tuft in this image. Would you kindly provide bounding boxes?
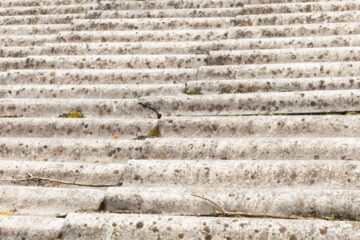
[59,112,85,118]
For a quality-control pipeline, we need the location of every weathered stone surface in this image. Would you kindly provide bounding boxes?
[62,213,360,240]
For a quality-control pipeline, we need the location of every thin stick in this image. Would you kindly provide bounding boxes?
[0,177,118,188]
[191,194,304,220]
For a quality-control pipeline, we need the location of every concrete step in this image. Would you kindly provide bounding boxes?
[1,46,43,57]
[220,35,360,51]
[0,23,71,35]
[209,46,360,65]
[199,61,360,79]
[0,160,125,187]
[105,187,360,220]
[0,58,26,70]
[229,22,360,39]
[22,55,207,69]
[123,159,360,188]
[86,8,243,19]
[1,69,197,85]
[71,18,235,31]
[0,4,98,16]
[40,41,220,55]
[0,14,85,25]
[0,98,157,118]
[99,0,243,11]
[0,185,103,216]
[0,34,57,47]
[247,0,353,4]
[158,115,360,138]
[0,0,98,7]
[244,1,360,15]
[186,77,360,94]
[0,84,184,99]
[1,137,360,162]
[0,216,63,240]
[62,213,360,240]
[56,29,228,42]
[0,117,157,138]
[140,89,360,116]
[237,10,360,26]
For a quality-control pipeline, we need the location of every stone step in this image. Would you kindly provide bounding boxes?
[21,54,207,69]
[220,34,360,51]
[229,22,360,39]
[0,98,157,118]
[99,0,243,11]
[56,29,228,42]
[0,4,98,16]
[0,84,184,98]
[71,18,235,31]
[5,35,360,57]
[40,41,220,55]
[0,185,104,216]
[123,159,360,188]
[186,77,360,94]
[0,160,125,187]
[86,8,243,19]
[62,213,360,240]
[0,216,63,240]
[1,137,360,162]
[0,34,57,47]
[0,23,71,35]
[158,115,360,138]
[249,0,349,3]
[0,58,26,70]
[209,46,360,65]
[140,89,360,116]
[237,10,360,26]
[0,13,85,25]
[1,69,197,85]
[0,0,98,8]
[105,187,360,220]
[199,61,360,79]
[0,117,157,138]
[244,1,360,15]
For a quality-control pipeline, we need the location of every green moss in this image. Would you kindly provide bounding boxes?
[324,214,337,221]
[0,114,23,118]
[136,126,160,140]
[59,111,85,118]
[184,88,202,95]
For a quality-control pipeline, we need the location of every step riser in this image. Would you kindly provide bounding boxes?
[237,11,360,26]
[1,138,360,162]
[1,69,198,85]
[99,0,244,11]
[209,47,360,65]
[244,2,360,15]
[199,62,360,79]
[0,24,71,35]
[105,187,360,220]
[72,18,235,31]
[0,4,98,16]
[0,35,57,47]
[20,55,207,70]
[229,23,360,39]
[0,119,157,138]
[0,216,63,240]
[0,99,157,118]
[123,160,360,188]
[159,115,360,138]
[0,0,98,7]
[56,29,229,43]
[0,14,85,25]
[0,84,184,99]
[221,35,360,51]
[86,8,243,19]
[62,213,360,240]
[0,186,104,216]
[186,77,360,94]
[140,90,360,116]
[0,160,125,187]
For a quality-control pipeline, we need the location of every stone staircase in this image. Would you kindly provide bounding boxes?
[0,0,359,239]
